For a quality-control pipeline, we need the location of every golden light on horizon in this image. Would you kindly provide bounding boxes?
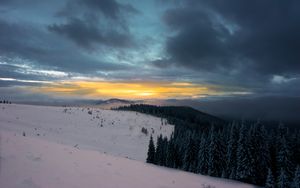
[28,80,219,99]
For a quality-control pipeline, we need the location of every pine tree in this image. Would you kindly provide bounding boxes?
[197,132,209,175]
[226,122,239,179]
[276,136,293,180]
[236,124,252,182]
[292,166,300,188]
[248,124,270,185]
[208,126,225,177]
[265,168,275,188]
[175,129,191,169]
[146,135,156,164]
[161,137,168,166]
[183,134,198,172]
[290,132,300,169]
[277,168,289,188]
[155,135,163,165]
[217,130,227,176]
[166,134,175,168]
[208,126,216,176]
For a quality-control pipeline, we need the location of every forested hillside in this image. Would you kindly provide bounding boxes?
[118,104,300,187]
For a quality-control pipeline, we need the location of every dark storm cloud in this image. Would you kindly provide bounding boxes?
[163,7,232,71]
[57,0,138,20]
[48,17,133,50]
[0,18,130,75]
[48,0,138,50]
[161,0,300,76]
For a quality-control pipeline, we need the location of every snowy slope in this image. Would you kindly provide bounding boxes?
[0,130,258,188]
[0,104,173,161]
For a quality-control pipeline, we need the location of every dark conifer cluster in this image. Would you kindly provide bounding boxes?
[119,104,300,187]
[0,100,12,104]
[147,123,300,187]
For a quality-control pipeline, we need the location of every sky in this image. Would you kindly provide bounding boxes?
[0,0,300,101]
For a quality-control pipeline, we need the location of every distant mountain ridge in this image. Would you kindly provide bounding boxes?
[95,98,144,109]
[96,98,137,105]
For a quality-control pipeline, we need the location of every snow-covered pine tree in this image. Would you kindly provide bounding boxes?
[268,128,280,182]
[208,126,225,177]
[208,126,217,176]
[276,136,293,180]
[155,135,164,165]
[236,124,252,182]
[146,135,156,164]
[226,122,239,179]
[161,136,168,166]
[183,136,192,172]
[190,131,201,173]
[176,129,191,169]
[166,133,175,168]
[292,166,300,188]
[265,168,275,188]
[197,132,209,175]
[248,123,270,185]
[277,168,289,188]
[183,133,199,173]
[217,129,227,177]
[290,132,300,170]
[172,127,186,169]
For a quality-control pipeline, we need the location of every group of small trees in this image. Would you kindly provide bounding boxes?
[147,122,300,187]
[0,100,11,104]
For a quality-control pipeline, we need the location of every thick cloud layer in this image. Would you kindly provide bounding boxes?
[0,0,299,104]
[161,0,300,77]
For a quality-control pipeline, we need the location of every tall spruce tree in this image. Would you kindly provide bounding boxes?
[248,124,270,185]
[236,124,252,182]
[226,122,239,179]
[146,135,156,164]
[161,137,168,166]
[292,166,300,188]
[208,126,217,176]
[183,134,199,172]
[166,133,175,168]
[276,136,293,180]
[208,126,225,177]
[155,135,164,165]
[217,129,227,177]
[290,132,300,168]
[197,132,209,175]
[265,168,275,188]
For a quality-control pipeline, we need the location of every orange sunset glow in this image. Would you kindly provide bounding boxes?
[28,80,227,99]
[27,80,253,99]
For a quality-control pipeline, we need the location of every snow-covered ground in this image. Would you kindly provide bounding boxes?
[0,104,258,188]
[0,104,173,161]
[0,130,257,188]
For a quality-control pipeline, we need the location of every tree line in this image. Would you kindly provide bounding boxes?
[147,122,300,187]
[117,104,225,130]
[0,100,12,104]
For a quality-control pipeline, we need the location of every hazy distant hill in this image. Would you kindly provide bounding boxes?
[117,104,226,130]
[95,98,143,109]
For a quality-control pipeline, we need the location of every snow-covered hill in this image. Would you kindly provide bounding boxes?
[0,104,258,188]
[0,104,173,161]
[0,130,258,188]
